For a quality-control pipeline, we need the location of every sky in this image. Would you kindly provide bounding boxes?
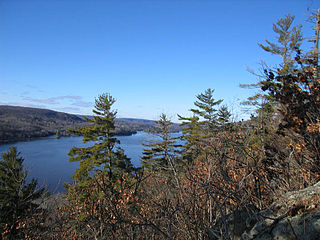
[0,0,319,122]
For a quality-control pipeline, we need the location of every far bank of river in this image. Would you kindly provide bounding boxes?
[0,131,176,193]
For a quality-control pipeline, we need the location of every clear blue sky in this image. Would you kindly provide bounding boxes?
[0,0,318,122]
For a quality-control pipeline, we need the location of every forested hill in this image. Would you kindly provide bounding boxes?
[0,105,180,144]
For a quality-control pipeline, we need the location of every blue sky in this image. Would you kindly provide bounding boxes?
[0,0,318,122]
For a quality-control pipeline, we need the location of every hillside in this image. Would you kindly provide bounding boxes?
[0,105,87,144]
[0,105,181,144]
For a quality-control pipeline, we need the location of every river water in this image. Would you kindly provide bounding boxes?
[0,131,169,192]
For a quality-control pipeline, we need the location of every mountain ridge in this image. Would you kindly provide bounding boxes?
[0,105,180,144]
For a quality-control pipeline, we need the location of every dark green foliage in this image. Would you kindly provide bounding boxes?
[178,115,200,144]
[257,14,303,113]
[179,88,223,135]
[142,113,181,171]
[0,147,44,238]
[65,93,138,239]
[241,14,303,123]
[259,14,303,72]
[216,105,231,130]
[68,93,134,183]
[178,88,224,160]
[189,88,223,131]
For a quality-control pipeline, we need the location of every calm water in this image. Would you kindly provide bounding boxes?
[0,131,166,192]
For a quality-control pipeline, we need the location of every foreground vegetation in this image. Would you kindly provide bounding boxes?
[1,11,320,239]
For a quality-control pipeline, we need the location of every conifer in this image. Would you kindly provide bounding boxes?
[142,113,181,171]
[0,147,44,237]
[241,14,303,120]
[178,88,223,161]
[68,93,134,183]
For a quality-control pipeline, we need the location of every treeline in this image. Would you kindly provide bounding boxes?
[0,106,180,144]
[1,12,320,239]
[0,106,86,144]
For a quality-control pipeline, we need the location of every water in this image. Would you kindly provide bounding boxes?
[0,131,166,192]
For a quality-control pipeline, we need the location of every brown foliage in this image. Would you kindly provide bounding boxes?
[262,51,320,179]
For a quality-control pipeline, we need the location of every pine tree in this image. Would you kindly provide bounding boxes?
[262,49,320,175]
[216,105,231,130]
[240,14,304,150]
[65,94,138,239]
[241,14,303,120]
[178,88,223,161]
[179,88,222,135]
[142,113,181,172]
[259,14,303,73]
[0,147,44,237]
[68,93,134,183]
[258,10,320,183]
[190,88,223,132]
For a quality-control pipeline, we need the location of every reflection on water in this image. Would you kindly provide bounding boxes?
[0,131,179,192]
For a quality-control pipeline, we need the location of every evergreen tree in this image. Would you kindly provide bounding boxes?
[68,93,134,183]
[240,14,304,143]
[0,147,44,238]
[216,105,231,130]
[142,113,181,172]
[259,14,303,73]
[241,14,303,118]
[190,88,223,132]
[179,88,222,135]
[262,49,320,175]
[178,88,222,137]
[178,88,223,161]
[65,93,138,239]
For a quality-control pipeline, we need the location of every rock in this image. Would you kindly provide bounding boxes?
[241,182,320,240]
[207,205,259,239]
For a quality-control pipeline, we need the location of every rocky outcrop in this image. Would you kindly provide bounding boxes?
[207,205,259,239]
[209,182,320,239]
[241,182,320,240]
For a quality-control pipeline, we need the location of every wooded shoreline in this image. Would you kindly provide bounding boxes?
[0,105,180,144]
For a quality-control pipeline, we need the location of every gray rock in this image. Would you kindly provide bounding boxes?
[241,182,320,240]
[207,205,259,239]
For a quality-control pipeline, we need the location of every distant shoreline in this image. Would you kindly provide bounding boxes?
[0,131,137,146]
[0,129,182,146]
[0,105,181,146]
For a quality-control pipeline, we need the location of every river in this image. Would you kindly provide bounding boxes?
[0,131,172,193]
